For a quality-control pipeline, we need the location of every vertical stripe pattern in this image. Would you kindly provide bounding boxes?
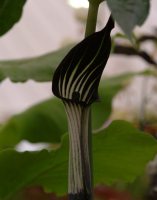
[52,15,114,200]
[52,15,114,106]
[64,102,92,199]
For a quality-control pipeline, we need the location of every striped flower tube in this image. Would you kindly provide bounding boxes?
[52,15,114,200]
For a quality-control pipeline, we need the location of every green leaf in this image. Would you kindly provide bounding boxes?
[107,0,150,37]
[93,120,157,184]
[0,72,155,148]
[0,73,133,148]
[0,41,155,85]
[0,0,27,36]
[1,70,156,149]
[0,149,57,200]
[92,73,133,129]
[0,121,156,199]
[0,45,73,82]
[0,98,67,148]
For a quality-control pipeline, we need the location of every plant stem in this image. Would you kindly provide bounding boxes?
[66,3,100,200]
[85,2,100,200]
[85,2,99,37]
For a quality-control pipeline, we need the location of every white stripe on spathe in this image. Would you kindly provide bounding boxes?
[64,102,91,195]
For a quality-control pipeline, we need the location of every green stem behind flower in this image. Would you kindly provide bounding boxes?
[52,2,113,200]
[67,2,100,200]
[85,2,99,37]
[84,2,100,200]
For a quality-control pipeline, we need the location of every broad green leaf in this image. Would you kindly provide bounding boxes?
[107,0,150,37]
[0,71,156,149]
[0,73,134,148]
[0,0,27,36]
[92,72,133,128]
[0,72,156,148]
[0,45,73,82]
[0,120,156,199]
[93,120,157,184]
[0,98,67,149]
[93,70,157,128]
[0,149,57,200]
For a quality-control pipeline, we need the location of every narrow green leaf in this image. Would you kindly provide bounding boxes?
[0,45,155,86]
[0,0,27,36]
[0,121,156,199]
[107,0,150,37]
[0,72,156,148]
[0,45,73,82]
[0,72,133,148]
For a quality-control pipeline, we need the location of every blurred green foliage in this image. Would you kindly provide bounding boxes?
[0,121,156,200]
[0,0,156,199]
[0,0,27,36]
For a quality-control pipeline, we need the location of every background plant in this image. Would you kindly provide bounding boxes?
[0,0,157,200]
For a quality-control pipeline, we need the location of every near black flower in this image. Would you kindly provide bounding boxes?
[52,15,114,200]
[52,15,114,106]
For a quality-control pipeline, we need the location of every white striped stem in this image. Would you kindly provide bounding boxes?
[64,102,92,200]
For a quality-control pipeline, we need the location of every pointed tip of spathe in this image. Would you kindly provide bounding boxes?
[52,15,114,106]
[108,15,115,29]
[102,14,114,33]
